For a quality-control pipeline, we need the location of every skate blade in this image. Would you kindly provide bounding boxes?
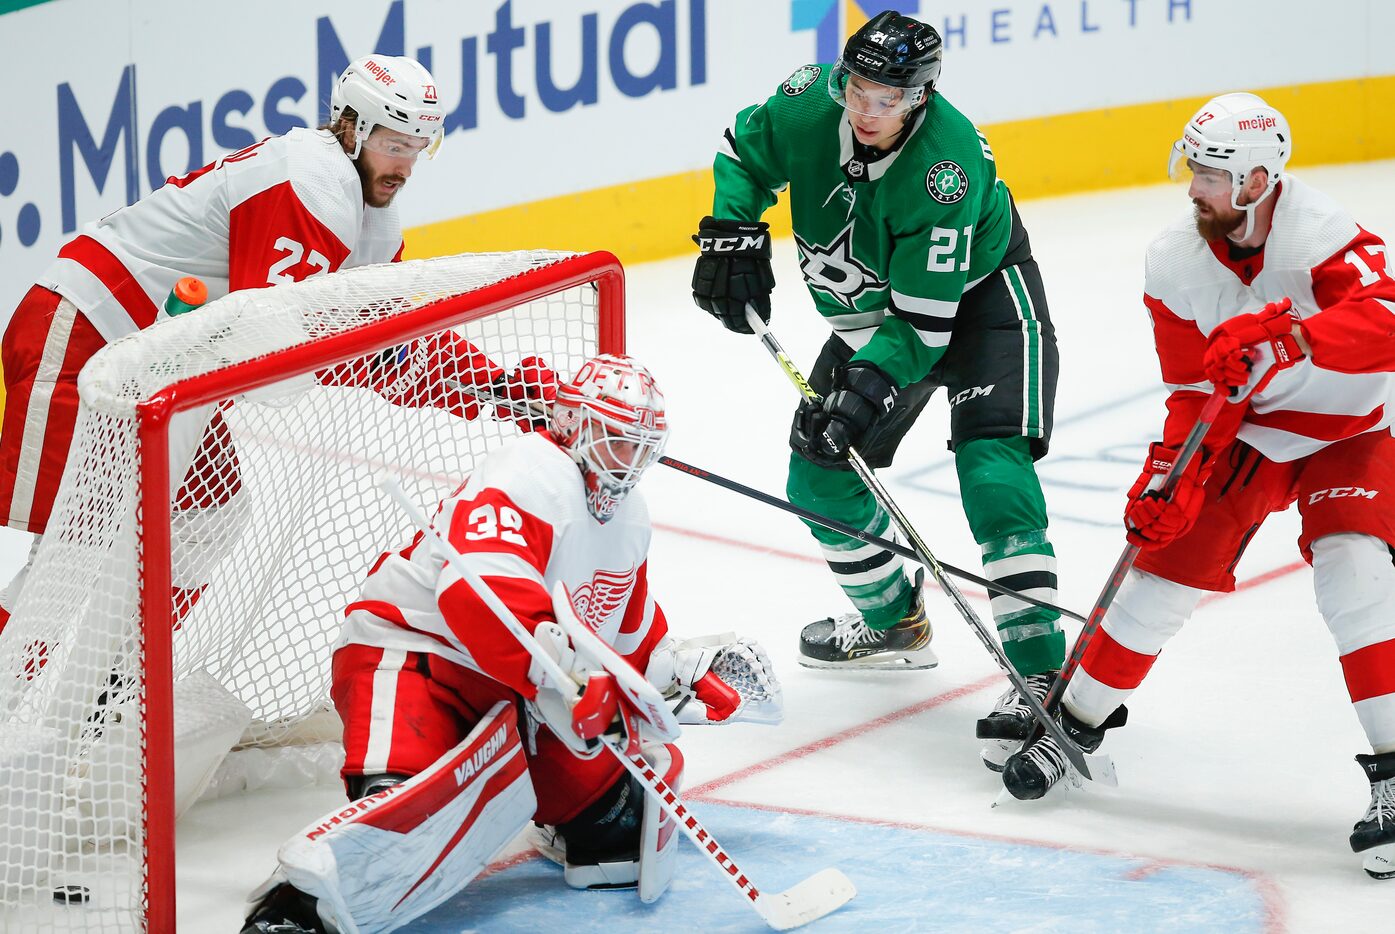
[797,648,939,671]
[1362,843,1395,879]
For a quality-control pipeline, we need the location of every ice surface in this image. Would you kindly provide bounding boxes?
[2,161,1391,932]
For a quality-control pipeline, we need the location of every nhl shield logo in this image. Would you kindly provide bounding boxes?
[783,64,821,96]
[927,161,969,204]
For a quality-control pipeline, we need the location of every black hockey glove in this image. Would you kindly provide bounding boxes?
[691,216,775,334]
[793,361,898,466]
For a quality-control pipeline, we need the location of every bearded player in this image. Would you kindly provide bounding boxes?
[1002,93,1395,880]
[0,55,545,634]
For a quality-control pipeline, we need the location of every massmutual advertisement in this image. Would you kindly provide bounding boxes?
[0,0,1391,314]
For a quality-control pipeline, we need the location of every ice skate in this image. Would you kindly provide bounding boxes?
[976,670,1057,771]
[1001,706,1126,800]
[799,572,936,670]
[1351,752,1395,879]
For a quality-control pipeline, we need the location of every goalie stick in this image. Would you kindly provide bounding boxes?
[377,475,857,931]
[744,306,1116,789]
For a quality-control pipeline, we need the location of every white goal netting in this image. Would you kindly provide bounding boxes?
[0,250,617,932]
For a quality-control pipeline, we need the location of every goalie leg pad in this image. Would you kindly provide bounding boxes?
[531,741,684,899]
[271,701,535,934]
[638,741,684,903]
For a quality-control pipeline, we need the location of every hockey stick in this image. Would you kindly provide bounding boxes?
[451,381,1080,621]
[744,307,1115,787]
[658,454,1087,624]
[1041,388,1229,716]
[377,475,857,931]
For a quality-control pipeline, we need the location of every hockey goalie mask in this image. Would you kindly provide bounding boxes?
[1167,92,1291,239]
[331,56,446,160]
[552,355,668,524]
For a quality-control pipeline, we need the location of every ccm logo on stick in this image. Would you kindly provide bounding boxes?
[1309,487,1379,504]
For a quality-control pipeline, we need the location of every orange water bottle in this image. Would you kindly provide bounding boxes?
[164,277,208,317]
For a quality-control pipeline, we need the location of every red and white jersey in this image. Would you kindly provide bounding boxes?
[339,432,669,698]
[1144,175,1395,462]
[36,127,403,344]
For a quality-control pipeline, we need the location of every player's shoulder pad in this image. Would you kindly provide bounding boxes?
[464,433,590,531]
[1265,175,1361,271]
[282,127,363,251]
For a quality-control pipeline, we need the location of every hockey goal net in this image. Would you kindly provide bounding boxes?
[0,250,622,932]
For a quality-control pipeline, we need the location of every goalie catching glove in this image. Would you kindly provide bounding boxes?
[646,634,784,725]
[691,216,776,334]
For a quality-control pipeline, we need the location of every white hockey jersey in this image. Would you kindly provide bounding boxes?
[37,127,403,344]
[1143,175,1395,462]
[339,432,669,697]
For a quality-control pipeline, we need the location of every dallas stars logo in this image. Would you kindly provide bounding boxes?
[927,161,969,204]
[795,223,885,307]
[782,64,821,96]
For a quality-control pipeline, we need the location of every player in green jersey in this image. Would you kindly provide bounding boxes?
[692,12,1065,770]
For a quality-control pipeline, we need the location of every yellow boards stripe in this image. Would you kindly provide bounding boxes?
[404,74,1395,268]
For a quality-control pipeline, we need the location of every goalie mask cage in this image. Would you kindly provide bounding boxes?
[0,250,623,932]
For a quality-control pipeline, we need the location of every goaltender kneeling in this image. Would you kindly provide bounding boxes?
[243,354,782,934]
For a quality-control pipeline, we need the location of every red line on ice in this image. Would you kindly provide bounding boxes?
[484,522,1303,930]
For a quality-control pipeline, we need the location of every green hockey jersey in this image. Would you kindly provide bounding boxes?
[712,63,1014,386]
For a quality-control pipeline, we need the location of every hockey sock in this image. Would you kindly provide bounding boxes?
[787,452,912,629]
[955,436,1064,675]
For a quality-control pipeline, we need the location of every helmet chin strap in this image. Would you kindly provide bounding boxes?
[1228,173,1278,243]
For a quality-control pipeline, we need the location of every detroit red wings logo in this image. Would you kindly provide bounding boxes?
[568,566,637,632]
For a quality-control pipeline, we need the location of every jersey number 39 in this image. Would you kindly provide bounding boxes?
[465,504,528,547]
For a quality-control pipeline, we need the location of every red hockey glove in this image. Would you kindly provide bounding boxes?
[324,332,503,419]
[1124,442,1207,549]
[1202,298,1304,394]
[491,356,557,432]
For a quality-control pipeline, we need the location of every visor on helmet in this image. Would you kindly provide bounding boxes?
[1167,141,1233,196]
[828,62,925,117]
[359,129,435,161]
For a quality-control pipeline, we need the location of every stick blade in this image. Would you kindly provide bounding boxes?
[1082,751,1118,788]
[757,868,856,931]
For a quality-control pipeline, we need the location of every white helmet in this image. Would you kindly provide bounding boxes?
[551,354,669,524]
[1168,92,1291,237]
[330,56,445,160]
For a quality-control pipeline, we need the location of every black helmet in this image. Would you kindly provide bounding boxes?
[840,11,943,90]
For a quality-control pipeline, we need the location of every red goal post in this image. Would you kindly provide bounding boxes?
[0,250,623,932]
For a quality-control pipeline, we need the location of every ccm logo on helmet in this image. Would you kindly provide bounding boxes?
[1236,116,1278,132]
[363,60,396,86]
[1309,486,1379,505]
[697,235,765,252]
